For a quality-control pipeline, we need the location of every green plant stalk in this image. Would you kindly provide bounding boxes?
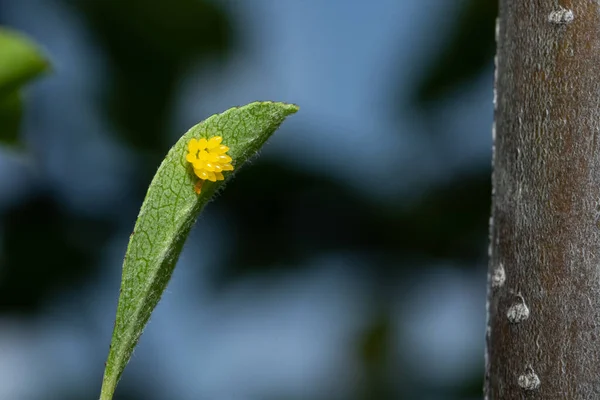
[100,101,298,400]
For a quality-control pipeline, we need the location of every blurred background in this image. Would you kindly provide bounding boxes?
[0,0,496,399]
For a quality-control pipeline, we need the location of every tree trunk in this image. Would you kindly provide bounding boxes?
[487,1,600,398]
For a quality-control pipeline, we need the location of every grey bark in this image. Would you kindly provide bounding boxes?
[486,1,600,399]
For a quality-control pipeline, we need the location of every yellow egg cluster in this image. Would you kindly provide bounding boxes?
[186,136,234,193]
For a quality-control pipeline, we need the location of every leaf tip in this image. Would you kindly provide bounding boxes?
[280,102,300,114]
[251,101,299,115]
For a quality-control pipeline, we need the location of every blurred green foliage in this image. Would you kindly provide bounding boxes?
[0,27,49,144]
[0,28,49,94]
[0,90,21,143]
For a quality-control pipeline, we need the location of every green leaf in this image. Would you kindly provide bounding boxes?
[100,101,299,400]
[0,27,49,95]
[0,91,22,145]
[0,27,50,144]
